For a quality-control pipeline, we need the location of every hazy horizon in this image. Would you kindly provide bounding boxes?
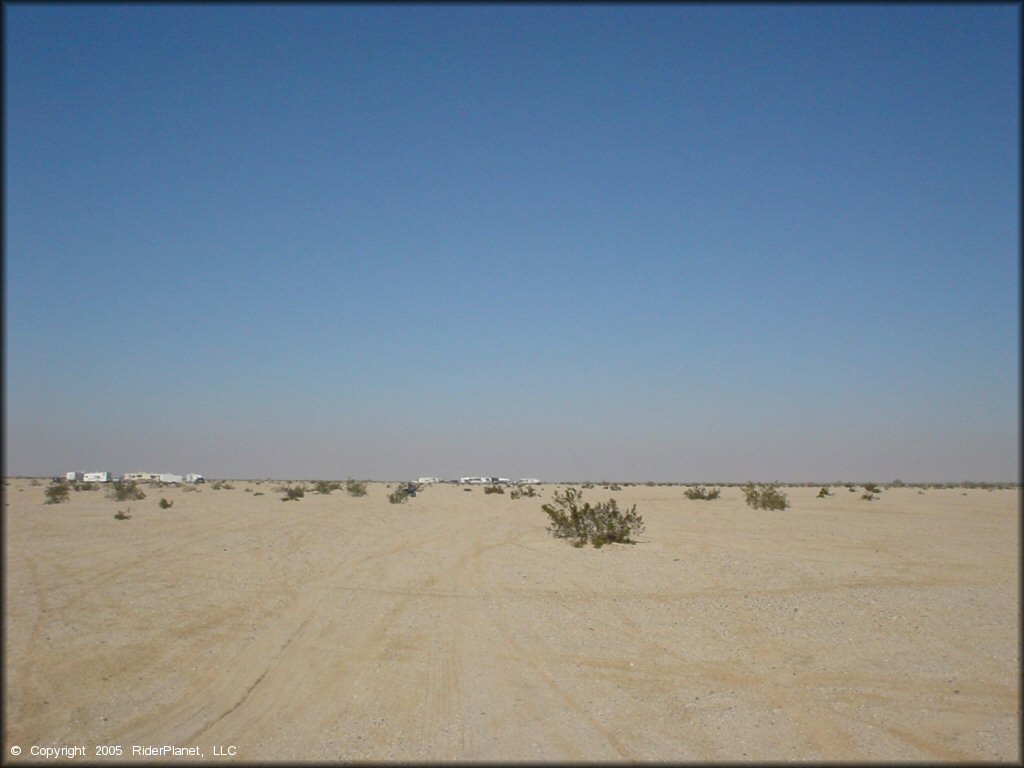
[5,5,1019,483]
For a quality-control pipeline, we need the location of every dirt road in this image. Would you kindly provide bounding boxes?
[4,480,1018,761]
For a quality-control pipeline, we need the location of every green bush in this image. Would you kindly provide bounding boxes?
[542,488,645,548]
[159,498,174,509]
[388,486,410,504]
[109,480,146,502]
[281,485,305,501]
[345,479,368,497]
[817,487,832,498]
[314,480,341,495]
[114,507,132,520]
[211,481,234,490]
[684,485,721,500]
[861,492,876,501]
[483,485,504,495]
[45,481,71,504]
[742,483,789,511]
[863,483,881,495]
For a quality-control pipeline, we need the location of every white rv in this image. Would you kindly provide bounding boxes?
[83,472,112,483]
[517,478,540,485]
[159,473,183,484]
[185,473,205,484]
[417,477,440,485]
[65,471,83,482]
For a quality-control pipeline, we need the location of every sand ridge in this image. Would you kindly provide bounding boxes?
[3,479,1019,761]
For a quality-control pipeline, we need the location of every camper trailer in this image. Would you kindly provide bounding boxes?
[417,477,440,485]
[83,472,112,483]
[185,473,205,484]
[159,473,183,484]
[65,471,83,482]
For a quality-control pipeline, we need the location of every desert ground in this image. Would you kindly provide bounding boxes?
[3,478,1019,762]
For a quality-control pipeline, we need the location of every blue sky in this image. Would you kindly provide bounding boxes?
[5,4,1019,481]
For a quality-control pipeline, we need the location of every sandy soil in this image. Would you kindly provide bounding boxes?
[3,478,1019,762]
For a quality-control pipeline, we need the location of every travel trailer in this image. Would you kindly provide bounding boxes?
[82,472,112,483]
[65,471,83,482]
[185,473,205,484]
[417,477,441,485]
[159,473,183,484]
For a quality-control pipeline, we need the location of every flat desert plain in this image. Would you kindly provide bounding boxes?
[3,479,1019,762]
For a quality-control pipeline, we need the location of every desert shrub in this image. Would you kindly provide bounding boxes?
[684,485,721,500]
[542,488,645,548]
[159,498,174,509]
[45,482,71,504]
[253,491,264,496]
[313,480,341,494]
[462,487,472,492]
[483,485,504,495]
[345,479,368,497]
[817,487,832,498]
[281,485,305,502]
[114,507,132,520]
[211,481,234,490]
[30,478,41,486]
[861,493,875,501]
[742,483,789,511]
[109,480,146,502]
[609,483,622,491]
[863,483,881,495]
[388,486,410,504]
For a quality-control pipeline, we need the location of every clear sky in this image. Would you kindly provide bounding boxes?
[4,4,1019,482]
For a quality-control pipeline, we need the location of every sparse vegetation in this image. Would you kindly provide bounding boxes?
[159,498,174,509]
[483,485,505,495]
[345,479,368,497]
[313,480,341,494]
[114,507,132,520]
[861,493,876,501]
[281,485,305,502]
[109,480,146,502]
[388,486,410,504]
[211,481,234,490]
[684,485,721,500]
[511,486,538,499]
[742,483,789,511]
[542,488,645,548]
[45,481,71,504]
[253,491,264,496]
[817,487,832,498]
[863,483,881,495]
[609,483,622,491]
